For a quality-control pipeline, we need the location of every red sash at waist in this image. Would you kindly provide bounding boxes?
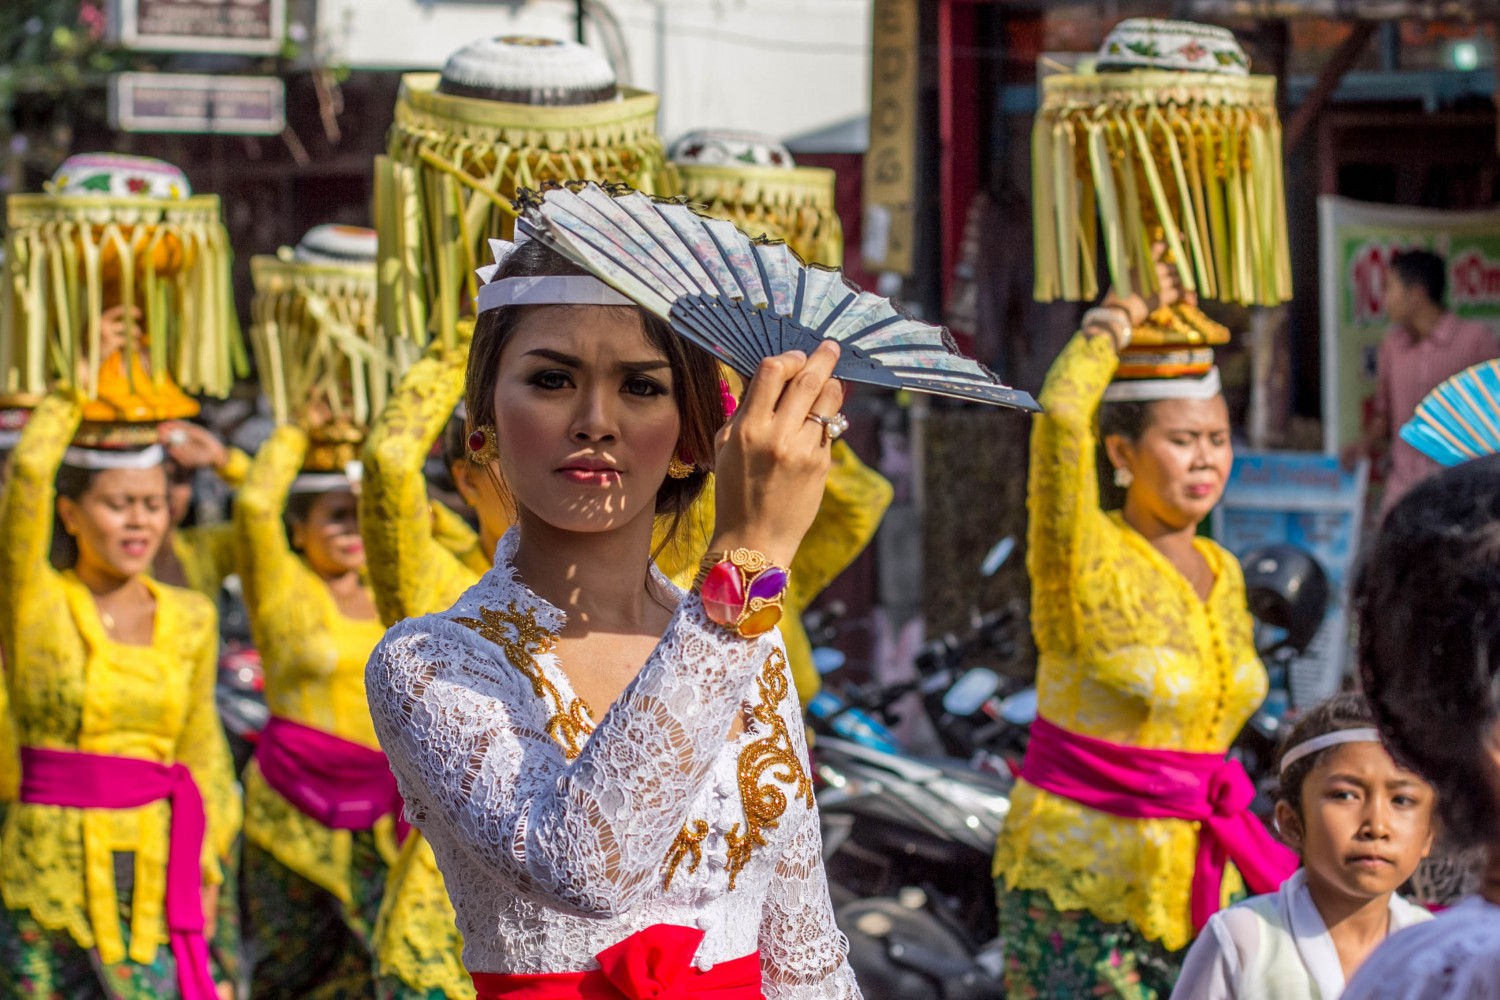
[255,716,407,839]
[19,746,216,1000]
[471,924,763,1000]
[1018,717,1299,931]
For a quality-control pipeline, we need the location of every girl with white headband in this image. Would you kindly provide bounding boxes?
[1173,693,1435,1000]
[365,236,860,998]
[993,247,1296,995]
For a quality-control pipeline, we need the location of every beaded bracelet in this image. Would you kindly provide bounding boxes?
[695,548,790,638]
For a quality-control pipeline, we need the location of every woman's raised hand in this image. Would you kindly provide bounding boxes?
[1094,244,1192,347]
[709,341,845,569]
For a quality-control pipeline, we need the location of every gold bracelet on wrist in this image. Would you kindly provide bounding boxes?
[696,548,791,639]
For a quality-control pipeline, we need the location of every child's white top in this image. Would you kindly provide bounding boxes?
[1171,870,1433,1000]
[1342,896,1500,1000]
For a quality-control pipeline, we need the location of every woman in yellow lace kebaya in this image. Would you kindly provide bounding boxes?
[154,420,251,597]
[993,265,1291,999]
[235,424,394,998]
[0,389,241,999]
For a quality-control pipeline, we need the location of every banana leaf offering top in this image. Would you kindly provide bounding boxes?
[1033,19,1291,312]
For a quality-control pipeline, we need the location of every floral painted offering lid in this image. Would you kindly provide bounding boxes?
[292,224,378,265]
[436,35,618,105]
[1096,18,1250,76]
[48,152,192,200]
[669,130,795,169]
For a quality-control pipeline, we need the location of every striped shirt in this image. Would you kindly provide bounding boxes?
[1374,313,1500,517]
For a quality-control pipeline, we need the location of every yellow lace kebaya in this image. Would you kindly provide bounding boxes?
[236,424,395,903]
[0,391,240,966]
[992,331,1266,952]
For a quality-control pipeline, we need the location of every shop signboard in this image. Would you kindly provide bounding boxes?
[109,0,286,55]
[1211,451,1368,709]
[109,73,285,135]
[1318,195,1500,454]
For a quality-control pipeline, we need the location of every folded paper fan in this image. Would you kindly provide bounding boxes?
[1399,359,1500,467]
[515,183,1038,411]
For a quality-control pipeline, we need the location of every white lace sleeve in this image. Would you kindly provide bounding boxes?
[758,810,862,998]
[366,591,768,918]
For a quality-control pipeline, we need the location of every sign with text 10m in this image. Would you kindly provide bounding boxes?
[108,0,286,55]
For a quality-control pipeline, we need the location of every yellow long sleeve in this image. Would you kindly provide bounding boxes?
[0,392,239,964]
[993,331,1266,951]
[361,336,476,627]
[236,425,393,900]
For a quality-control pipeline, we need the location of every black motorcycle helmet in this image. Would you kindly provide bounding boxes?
[1240,544,1330,657]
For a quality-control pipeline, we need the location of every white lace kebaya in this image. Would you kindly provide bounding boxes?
[365,528,861,997]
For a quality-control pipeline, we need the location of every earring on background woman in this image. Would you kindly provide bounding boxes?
[1113,466,1133,488]
[666,454,694,480]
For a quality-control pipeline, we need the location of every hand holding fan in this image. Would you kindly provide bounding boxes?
[513,182,1039,411]
[1399,359,1500,466]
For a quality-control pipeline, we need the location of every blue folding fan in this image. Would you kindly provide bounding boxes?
[514,183,1039,411]
[1399,358,1500,466]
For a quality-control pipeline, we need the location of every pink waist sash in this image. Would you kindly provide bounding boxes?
[255,716,407,839]
[471,925,763,1000]
[1017,716,1298,931]
[19,746,216,1000]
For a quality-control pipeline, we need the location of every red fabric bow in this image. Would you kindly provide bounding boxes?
[471,924,763,1000]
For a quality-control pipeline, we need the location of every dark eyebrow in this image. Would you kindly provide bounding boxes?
[523,348,669,374]
[524,349,582,367]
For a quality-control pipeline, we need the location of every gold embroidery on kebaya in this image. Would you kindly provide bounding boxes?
[662,820,710,891]
[452,602,595,759]
[724,648,813,890]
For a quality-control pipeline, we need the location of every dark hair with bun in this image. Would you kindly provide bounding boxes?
[1274,692,1382,821]
[464,239,724,540]
[1356,454,1500,848]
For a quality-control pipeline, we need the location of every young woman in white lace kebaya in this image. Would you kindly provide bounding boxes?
[365,239,862,1000]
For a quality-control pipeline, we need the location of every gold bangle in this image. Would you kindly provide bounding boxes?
[696,548,791,639]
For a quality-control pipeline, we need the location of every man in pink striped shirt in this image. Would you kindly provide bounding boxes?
[1344,250,1500,519]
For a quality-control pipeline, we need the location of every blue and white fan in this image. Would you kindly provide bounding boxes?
[515,183,1039,411]
[1399,358,1500,466]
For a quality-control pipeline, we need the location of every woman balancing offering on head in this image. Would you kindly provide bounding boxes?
[0,306,240,998]
[991,248,1298,997]
[233,402,394,994]
[364,238,862,997]
[1172,693,1437,1000]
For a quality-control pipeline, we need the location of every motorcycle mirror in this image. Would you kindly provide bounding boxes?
[944,667,1001,716]
[997,686,1039,726]
[813,647,847,675]
[981,536,1016,578]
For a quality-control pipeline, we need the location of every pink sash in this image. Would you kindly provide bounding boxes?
[471,924,763,1000]
[255,716,407,839]
[1018,716,1299,931]
[19,746,216,1000]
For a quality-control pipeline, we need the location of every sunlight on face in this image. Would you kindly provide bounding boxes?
[1121,396,1232,530]
[491,306,680,536]
[59,466,172,582]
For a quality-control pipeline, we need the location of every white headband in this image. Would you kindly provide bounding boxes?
[476,275,634,313]
[473,234,633,314]
[290,461,363,495]
[0,430,21,450]
[1102,366,1222,403]
[1279,728,1382,775]
[63,443,166,470]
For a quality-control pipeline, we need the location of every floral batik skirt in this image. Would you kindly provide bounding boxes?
[0,850,242,1000]
[244,829,388,1000]
[996,885,1183,1000]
